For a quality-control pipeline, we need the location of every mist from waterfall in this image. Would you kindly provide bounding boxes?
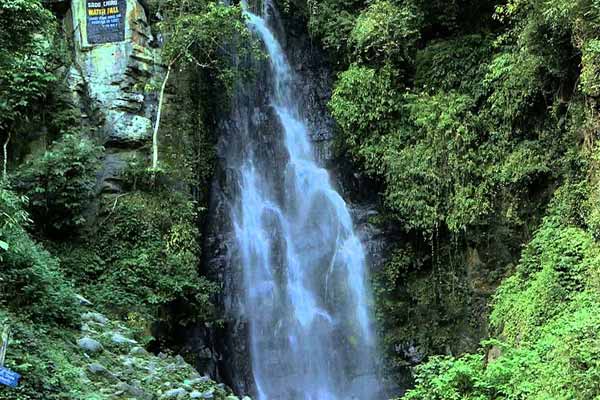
[230,1,381,399]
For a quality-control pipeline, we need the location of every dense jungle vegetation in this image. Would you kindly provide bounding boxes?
[0,0,250,398]
[280,0,600,397]
[2,0,600,398]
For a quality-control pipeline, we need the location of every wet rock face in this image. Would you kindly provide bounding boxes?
[203,55,285,396]
[66,0,161,194]
[270,8,337,165]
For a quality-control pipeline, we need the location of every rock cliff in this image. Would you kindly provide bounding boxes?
[61,0,162,194]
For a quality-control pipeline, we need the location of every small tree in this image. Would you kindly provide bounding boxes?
[0,0,56,179]
[151,1,256,173]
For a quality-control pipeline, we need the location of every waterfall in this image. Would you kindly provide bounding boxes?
[227,2,381,399]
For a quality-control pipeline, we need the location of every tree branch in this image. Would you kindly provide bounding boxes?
[3,131,11,180]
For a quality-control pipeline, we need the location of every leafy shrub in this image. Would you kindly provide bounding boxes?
[482,51,547,130]
[0,185,78,325]
[329,64,403,170]
[491,220,597,343]
[383,92,490,232]
[59,189,217,325]
[404,183,600,399]
[350,0,421,67]
[307,0,364,62]
[14,134,102,237]
[415,35,492,94]
[403,354,487,400]
[0,0,56,132]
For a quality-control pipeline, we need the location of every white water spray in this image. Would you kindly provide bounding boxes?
[231,2,381,399]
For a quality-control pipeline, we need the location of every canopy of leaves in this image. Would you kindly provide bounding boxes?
[0,0,56,131]
[13,134,102,238]
[158,1,257,91]
[328,0,583,235]
[316,0,600,388]
[350,0,422,67]
[330,64,403,171]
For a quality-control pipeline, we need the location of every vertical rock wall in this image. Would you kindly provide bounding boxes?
[65,0,161,194]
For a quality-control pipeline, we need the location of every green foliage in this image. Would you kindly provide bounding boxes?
[403,353,487,400]
[490,185,600,344]
[0,0,56,131]
[482,51,546,129]
[350,0,421,67]
[331,32,571,234]
[330,64,402,170]
[321,0,600,391]
[58,187,217,325]
[158,1,257,92]
[329,0,587,235]
[14,134,102,237]
[383,92,490,232]
[415,35,492,94]
[403,182,600,399]
[305,0,496,66]
[307,0,364,62]
[0,185,78,325]
[581,39,600,96]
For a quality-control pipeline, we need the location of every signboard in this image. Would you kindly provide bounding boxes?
[0,366,20,388]
[86,0,127,44]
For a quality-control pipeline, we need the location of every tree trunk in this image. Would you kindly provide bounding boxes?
[0,325,9,367]
[152,64,173,172]
[3,131,11,180]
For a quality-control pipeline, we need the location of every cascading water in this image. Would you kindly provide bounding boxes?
[228,2,381,399]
